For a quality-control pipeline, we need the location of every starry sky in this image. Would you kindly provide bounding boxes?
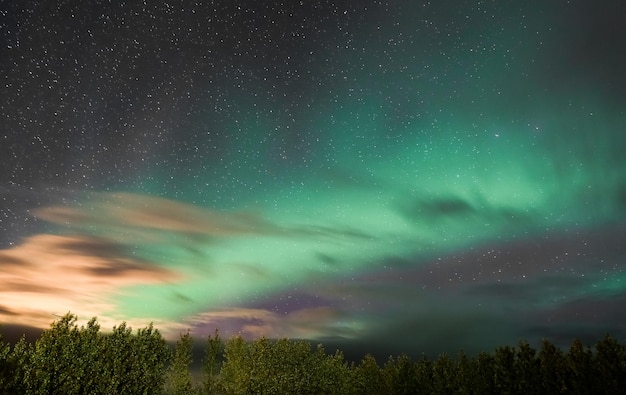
[1,0,626,357]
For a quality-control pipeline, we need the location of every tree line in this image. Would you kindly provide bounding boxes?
[1,313,626,394]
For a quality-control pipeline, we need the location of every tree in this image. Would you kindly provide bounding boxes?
[96,319,169,394]
[0,329,12,393]
[164,330,195,395]
[593,334,626,394]
[201,329,224,394]
[474,351,496,394]
[1,331,34,394]
[455,350,478,394]
[431,353,456,394]
[493,345,516,394]
[382,354,419,395]
[27,313,84,394]
[100,321,135,394]
[311,346,351,394]
[220,336,352,394]
[72,316,151,395]
[267,338,312,393]
[538,339,568,394]
[413,355,434,394]
[10,313,626,394]
[132,323,170,394]
[566,338,594,395]
[247,336,272,394]
[352,354,387,394]
[7,335,33,394]
[515,340,540,394]
[220,335,251,395]
[25,314,159,394]
[74,317,103,394]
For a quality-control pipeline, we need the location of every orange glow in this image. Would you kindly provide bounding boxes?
[0,234,179,331]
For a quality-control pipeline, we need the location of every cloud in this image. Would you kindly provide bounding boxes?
[34,192,372,244]
[395,192,533,229]
[0,234,180,331]
[34,192,284,239]
[1,191,383,337]
[0,304,19,316]
[177,306,359,341]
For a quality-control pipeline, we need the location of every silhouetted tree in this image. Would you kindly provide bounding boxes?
[455,350,477,395]
[515,340,540,394]
[566,338,594,394]
[493,345,516,394]
[538,339,568,394]
[474,351,497,394]
[593,334,626,394]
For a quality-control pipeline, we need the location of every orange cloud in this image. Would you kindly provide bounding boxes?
[0,234,180,331]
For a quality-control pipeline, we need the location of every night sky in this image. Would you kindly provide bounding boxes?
[2,1,626,358]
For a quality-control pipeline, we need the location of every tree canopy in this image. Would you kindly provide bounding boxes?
[2,314,626,394]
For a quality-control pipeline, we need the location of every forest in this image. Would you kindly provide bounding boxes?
[1,313,626,394]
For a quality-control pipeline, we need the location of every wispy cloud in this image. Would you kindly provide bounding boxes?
[34,192,283,239]
[177,306,361,341]
[34,192,372,244]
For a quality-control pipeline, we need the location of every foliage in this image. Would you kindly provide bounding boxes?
[2,315,626,394]
[0,331,9,391]
[593,334,626,394]
[0,330,17,394]
[27,313,85,394]
[1,313,168,394]
[163,330,195,395]
[352,353,386,393]
[201,329,224,394]
[493,345,517,393]
[538,338,569,394]
[567,338,594,395]
[5,335,33,394]
[431,353,456,394]
[133,323,170,393]
[220,336,351,395]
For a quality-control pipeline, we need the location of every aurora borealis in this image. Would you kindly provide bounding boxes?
[1,1,625,357]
